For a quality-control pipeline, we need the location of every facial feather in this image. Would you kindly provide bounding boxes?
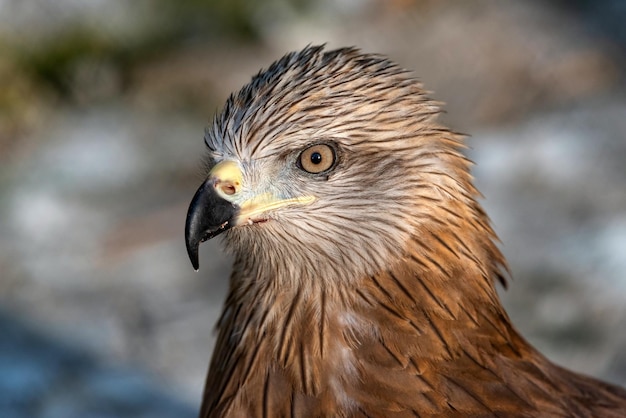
[205,47,484,287]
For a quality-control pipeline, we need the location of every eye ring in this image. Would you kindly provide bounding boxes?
[298,143,336,174]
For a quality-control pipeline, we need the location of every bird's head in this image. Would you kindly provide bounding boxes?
[186,46,482,284]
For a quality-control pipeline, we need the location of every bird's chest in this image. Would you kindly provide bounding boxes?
[206,314,442,417]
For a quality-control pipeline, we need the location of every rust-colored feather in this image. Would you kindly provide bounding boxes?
[193,46,626,417]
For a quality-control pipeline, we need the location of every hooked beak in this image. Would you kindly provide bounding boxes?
[184,160,315,271]
[184,176,238,271]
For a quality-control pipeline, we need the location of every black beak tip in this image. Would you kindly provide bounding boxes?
[187,240,200,271]
[185,217,201,271]
[185,199,202,271]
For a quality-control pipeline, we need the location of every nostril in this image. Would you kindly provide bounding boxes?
[218,181,238,196]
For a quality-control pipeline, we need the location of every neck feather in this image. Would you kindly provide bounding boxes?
[200,221,526,417]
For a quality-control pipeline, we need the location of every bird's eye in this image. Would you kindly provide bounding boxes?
[298,144,336,174]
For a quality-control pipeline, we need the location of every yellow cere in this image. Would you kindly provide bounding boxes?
[210,160,244,200]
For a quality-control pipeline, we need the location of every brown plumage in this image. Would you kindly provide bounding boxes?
[184,46,626,417]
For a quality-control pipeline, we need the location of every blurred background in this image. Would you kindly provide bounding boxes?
[1,0,625,417]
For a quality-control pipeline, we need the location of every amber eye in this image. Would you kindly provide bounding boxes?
[298,144,336,174]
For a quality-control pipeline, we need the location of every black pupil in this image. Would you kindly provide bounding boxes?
[310,152,323,165]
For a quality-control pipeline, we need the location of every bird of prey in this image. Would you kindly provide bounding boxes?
[185,46,626,417]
